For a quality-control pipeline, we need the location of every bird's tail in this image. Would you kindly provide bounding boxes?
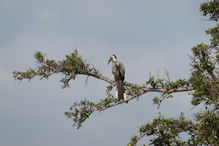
[117,80,125,101]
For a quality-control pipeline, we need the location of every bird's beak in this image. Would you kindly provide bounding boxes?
[108,57,112,64]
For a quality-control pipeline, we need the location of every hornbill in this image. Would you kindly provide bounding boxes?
[108,55,127,101]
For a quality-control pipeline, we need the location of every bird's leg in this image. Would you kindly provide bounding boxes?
[123,92,127,101]
[115,90,118,100]
[112,74,115,80]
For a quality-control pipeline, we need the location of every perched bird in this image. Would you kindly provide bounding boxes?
[108,55,127,101]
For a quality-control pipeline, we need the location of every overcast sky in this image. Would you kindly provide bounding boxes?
[0,0,216,146]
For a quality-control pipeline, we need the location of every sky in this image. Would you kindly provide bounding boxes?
[0,0,216,146]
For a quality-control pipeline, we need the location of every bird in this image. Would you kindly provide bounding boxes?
[108,55,127,101]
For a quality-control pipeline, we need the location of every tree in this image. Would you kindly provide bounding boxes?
[13,1,218,145]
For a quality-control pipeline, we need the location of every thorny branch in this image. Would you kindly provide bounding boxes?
[13,1,219,145]
[13,47,218,145]
[128,113,199,146]
[13,50,193,99]
[13,50,194,129]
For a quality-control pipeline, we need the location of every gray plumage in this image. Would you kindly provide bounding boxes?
[108,55,125,101]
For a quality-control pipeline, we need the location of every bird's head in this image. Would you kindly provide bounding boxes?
[108,54,117,64]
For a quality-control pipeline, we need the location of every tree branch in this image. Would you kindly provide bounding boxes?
[13,50,194,129]
[128,113,198,146]
[78,69,193,94]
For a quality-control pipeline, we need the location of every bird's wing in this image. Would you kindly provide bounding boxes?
[118,62,125,80]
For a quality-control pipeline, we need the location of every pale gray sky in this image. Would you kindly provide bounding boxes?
[0,0,215,146]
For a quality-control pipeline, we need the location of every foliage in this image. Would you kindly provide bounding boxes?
[65,94,116,129]
[13,49,99,88]
[129,113,196,145]
[13,1,219,145]
[200,1,219,21]
[128,1,219,145]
